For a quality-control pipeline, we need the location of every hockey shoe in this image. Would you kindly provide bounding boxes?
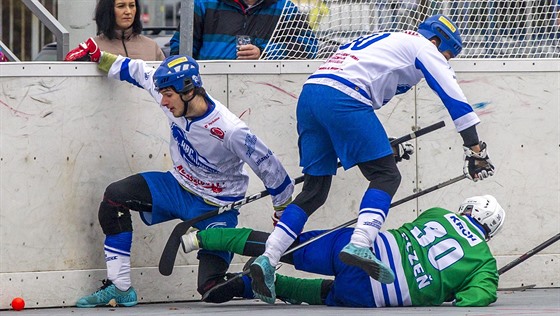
[76,279,137,308]
[339,243,395,284]
[250,255,277,304]
[180,228,200,254]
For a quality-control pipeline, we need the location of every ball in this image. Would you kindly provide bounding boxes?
[11,297,25,311]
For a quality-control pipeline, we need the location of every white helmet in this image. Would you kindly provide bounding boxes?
[458,195,505,240]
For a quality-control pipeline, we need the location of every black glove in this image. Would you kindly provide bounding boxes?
[390,138,414,163]
[463,141,495,182]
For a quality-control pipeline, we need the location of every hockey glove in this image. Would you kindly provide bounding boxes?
[463,141,495,182]
[389,138,414,163]
[64,38,101,62]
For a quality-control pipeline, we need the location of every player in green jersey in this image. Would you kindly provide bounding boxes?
[181,194,505,307]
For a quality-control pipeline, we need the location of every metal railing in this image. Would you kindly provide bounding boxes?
[22,0,68,61]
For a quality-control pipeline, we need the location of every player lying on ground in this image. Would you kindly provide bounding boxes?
[251,13,496,304]
[64,44,294,307]
[181,195,505,307]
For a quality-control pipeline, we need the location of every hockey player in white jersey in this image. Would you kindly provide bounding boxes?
[181,194,505,307]
[64,45,294,307]
[250,14,496,303]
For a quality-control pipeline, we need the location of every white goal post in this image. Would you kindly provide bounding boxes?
[262,0,560,59]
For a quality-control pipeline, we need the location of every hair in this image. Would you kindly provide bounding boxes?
[95,0,143,39]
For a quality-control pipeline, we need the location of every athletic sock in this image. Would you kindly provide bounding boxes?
[197,227,253,254]
[104,231,132,291]
[350,188,391,248]
[264,204,308,266]
[275,274,324,305]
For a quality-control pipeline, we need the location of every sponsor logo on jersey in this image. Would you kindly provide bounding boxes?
[255,149,273,166]
[245,133,257,157]
[204,116,221,128]
[171,123,219,174]
[210,127,225,140]
[176,165,224,193]
[444,213,483,246]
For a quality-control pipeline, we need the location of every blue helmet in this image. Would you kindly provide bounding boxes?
[418,15,463,57]
[153,55,203,93]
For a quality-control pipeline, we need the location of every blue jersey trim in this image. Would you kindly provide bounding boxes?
[119,58,142,89]
[266,174,292,196]
[414,58,473,121]
[380,233,403,305]
[374,241,391,306]
[308,74,371,101]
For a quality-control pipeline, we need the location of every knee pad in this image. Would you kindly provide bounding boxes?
[358,155,401,197]
[292,175,332,216]
[98,200,133,235]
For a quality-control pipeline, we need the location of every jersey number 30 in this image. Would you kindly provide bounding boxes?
[340,33,390,51]
[410,221,464,271]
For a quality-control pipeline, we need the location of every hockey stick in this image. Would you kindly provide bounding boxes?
[498,232,560,275]
[202,173,466,300]
[159,120,446,276]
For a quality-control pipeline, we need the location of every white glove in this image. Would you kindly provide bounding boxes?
[390,138,414,163]
[463,141,495,182]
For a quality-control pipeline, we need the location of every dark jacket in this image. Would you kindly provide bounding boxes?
[170,0,318,60]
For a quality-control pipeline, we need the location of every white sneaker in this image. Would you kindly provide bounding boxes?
[180,228,200,254]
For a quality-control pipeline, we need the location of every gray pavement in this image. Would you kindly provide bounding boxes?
[3,288,559,316]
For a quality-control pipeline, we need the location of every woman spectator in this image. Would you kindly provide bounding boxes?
[94,0,165,61]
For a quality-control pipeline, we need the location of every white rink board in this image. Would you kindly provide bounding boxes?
[0,60,559,308]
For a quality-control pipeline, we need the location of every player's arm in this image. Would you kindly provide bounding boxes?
[226,125,294,213]
[414,47,495,181]
[453,268,499,307]
[64,38,160,100]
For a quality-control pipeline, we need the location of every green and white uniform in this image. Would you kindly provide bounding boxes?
[196,207,499,307]
[380,207,498,306]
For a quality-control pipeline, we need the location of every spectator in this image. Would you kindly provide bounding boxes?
[93,0,165,61]
[169,0,318,60]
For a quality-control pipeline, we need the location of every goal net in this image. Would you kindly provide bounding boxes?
[262,0,560,59]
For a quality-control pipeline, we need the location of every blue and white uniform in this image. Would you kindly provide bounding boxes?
[299,31,479,175]
[106,56,294,226]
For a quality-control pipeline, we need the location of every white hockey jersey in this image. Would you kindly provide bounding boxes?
[306,31,479,132]
[106,56,294,207]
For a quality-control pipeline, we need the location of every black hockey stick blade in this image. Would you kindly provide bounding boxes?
[158,211,221,276]
[159,120,446,276]
[498,232,560,275]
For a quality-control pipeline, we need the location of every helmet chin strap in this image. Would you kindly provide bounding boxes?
[180,91,197,118]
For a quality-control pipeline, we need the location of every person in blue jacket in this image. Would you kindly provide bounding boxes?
[170,0,318,60]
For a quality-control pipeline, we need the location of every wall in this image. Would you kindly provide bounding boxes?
[0,59,558,308]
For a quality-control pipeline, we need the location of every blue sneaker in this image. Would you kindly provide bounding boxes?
[250,255,276,304]
[76,280,138,308]
[339,243,395,284]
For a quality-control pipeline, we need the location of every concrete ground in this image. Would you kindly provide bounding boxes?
[3,288,559,316]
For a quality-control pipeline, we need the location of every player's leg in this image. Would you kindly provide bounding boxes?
[251,83,338,303]
[332,104,399,283]
[275,274,332,305]
[189,206,241,303]
[293,228,377,307]
[77,173,152,307]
